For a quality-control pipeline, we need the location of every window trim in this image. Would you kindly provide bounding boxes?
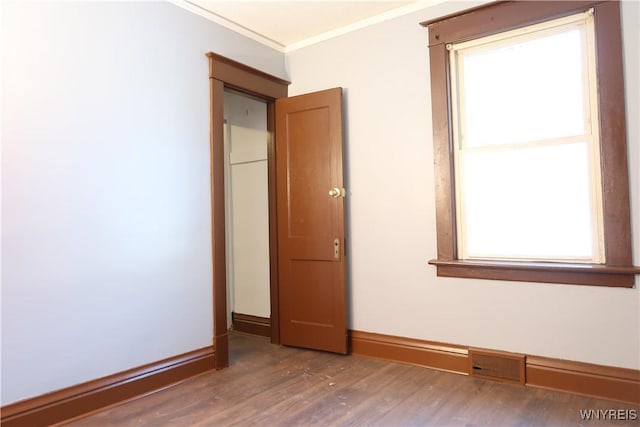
[421,1,639,287]
[450,13,604,264]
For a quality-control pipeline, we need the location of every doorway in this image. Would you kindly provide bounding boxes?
[206,52,289,368]
[223,90,271,336]
[207,53,348,368]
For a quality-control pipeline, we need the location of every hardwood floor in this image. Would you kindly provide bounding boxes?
[64,332,639,426]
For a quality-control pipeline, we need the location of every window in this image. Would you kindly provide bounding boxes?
[452,11,603,263]
[422,1,639,287]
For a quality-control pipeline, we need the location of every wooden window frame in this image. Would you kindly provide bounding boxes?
[421,1,639,287]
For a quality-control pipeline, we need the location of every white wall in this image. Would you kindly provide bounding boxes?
[1,1,284,405]
[228,126,271,319]
[286,1,640,370]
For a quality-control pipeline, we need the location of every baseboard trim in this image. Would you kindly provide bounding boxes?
[349,330,469,375]
[526,355,640,405]
[349,330,640,404]
[1,346,215,427]
[232,312,271,338]
[3,332,637,426]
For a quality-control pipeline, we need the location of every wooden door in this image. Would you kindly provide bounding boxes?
[275,87,347,354]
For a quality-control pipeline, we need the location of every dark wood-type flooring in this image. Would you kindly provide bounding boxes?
[65,332,639,426]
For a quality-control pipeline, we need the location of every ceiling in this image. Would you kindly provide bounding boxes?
[173,0,443,52]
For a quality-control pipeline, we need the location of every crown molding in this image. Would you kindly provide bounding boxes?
[169,0,287,52]
[285,0,449,53]
[169,0,452,54]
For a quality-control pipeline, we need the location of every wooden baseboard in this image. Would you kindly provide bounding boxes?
[349,330,640,404]
[1,346,215,427]
[349,330,469,375]
[526,355,640,405]
[232,312,271,338]
[3,331,637,426]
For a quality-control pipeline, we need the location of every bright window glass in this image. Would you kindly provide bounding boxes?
[460,142,593,260]
[450,11,604,263]
[461,29,585,148]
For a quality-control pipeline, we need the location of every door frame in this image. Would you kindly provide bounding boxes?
[206,53,289,369]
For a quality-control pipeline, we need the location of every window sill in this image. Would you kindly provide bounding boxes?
[428,259,640,287]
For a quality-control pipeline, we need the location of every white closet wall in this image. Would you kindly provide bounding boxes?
[223,91,270,322]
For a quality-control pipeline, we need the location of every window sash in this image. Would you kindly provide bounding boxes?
[448,12,604,264]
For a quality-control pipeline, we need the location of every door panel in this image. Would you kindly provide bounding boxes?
[276,87,347,354]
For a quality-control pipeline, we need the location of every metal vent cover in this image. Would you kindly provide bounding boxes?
[469,349,525,385]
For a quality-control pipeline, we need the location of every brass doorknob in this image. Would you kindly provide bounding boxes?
[328,187,344,198]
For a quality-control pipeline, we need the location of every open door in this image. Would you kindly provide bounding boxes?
[275,87,347,354]
[207,53,347,364]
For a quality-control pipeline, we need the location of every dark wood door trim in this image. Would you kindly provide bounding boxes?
[206,53,289,369]
[266,101,281,345]
[208,52,289,99]
[209,75,228,369]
